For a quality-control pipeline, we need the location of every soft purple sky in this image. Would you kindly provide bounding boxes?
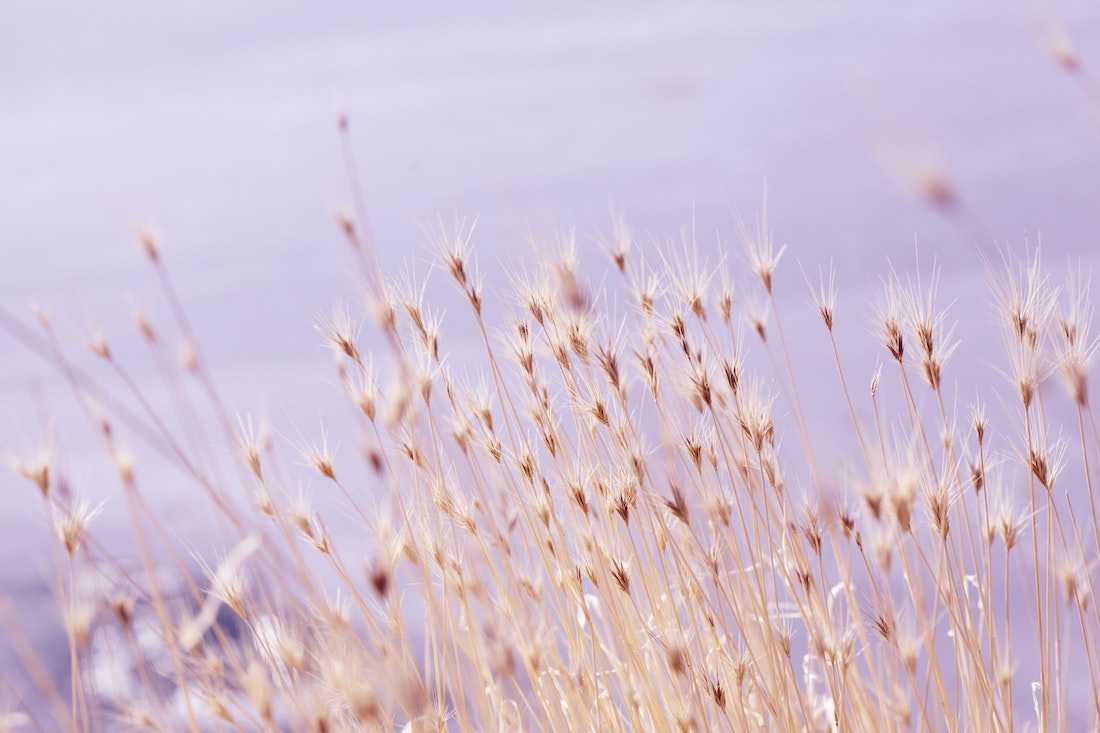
[6,0,1100,516]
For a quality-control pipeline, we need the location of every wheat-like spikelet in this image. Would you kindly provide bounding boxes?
[2,206,1099,732]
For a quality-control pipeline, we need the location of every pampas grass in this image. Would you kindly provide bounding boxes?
[2,181,1098,732]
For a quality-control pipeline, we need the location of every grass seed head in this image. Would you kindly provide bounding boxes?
[242,660,273,722]
[737,191,786,295]
[55,496,104,558]
[13,454,51,498]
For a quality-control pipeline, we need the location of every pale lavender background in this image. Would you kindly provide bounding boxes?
[3,0,1100,725]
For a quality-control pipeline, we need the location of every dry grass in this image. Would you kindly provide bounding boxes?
[2,190,1098,733]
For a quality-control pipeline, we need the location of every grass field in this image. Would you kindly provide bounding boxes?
[4,180,1099,731]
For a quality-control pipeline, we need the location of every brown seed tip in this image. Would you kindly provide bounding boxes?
[14,453,51,497]
[610,557,630,594]
[1050,35,1080,72]
[139,231,160,262]
[666,643,687,676]
[335,208,356,242]
[31,303,52,328]
[133,309,156,342]
[368,560,391,598]
[915,169,955,209]
[56,496,104,558]
[179,340,198,371]
[86,331,111,360]
[110,593,135,631]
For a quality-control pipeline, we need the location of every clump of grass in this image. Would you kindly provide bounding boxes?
[2,206,1099,731]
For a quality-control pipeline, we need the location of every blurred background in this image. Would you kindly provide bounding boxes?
[3,0,1100,721]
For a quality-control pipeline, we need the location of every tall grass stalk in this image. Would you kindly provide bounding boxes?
[2,199,1099,732]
